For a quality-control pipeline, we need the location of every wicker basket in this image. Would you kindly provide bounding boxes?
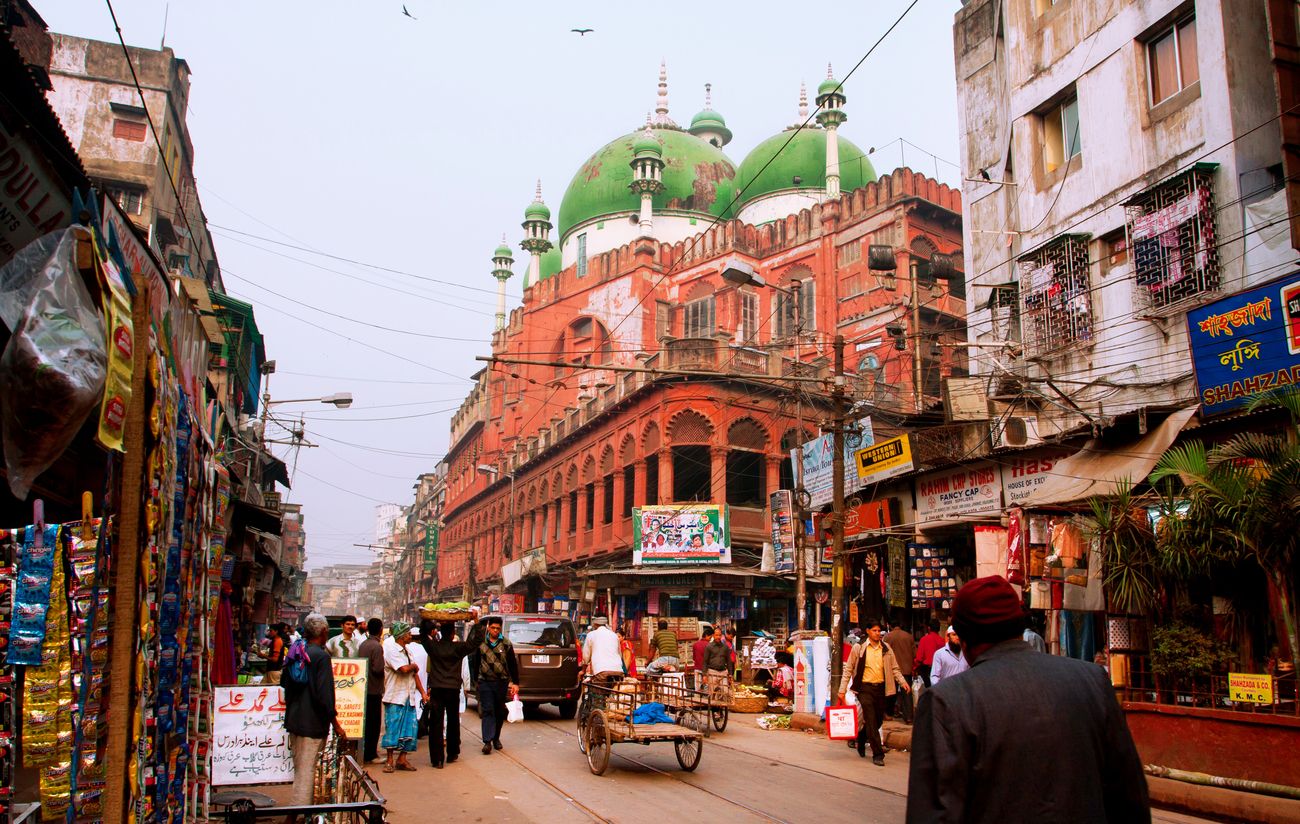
[729,694,767,713]
[419,608,474,622]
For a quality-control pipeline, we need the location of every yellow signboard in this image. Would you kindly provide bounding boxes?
[332,658,370,738]
[855,435,914,483]
[1228,672,1273,704]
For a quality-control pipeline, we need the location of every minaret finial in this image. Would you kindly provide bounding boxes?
[652,60,675,126]
[827,62,834,79]
[798,81,809,122]
[704,82,712,109]
[534,179,542,201]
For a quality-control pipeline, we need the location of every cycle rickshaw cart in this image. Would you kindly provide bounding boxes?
[575,676,706,775]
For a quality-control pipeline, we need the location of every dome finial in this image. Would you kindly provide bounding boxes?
[534,179,543,201]
[704,82,712,109]
[798,81,809,123]
[827,62,834,80]
[652,60,675,126]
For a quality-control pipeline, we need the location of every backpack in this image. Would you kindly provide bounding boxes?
[284,639,311,685]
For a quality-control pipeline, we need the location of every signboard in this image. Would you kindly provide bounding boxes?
[212,686,292,786]
[1186,271,1300,416]
[854,435,914,483]
[422,523,439,573]
[1228,672,1273,704]
[770,491,796,573]
[332,658,369,739]
[915,462,1002,523]
[0,118,71,267]
[633,505,731,566]
[800,418,875,508]
[999,450,1073,506]
[841,498,897,540]
[887,538,907,608]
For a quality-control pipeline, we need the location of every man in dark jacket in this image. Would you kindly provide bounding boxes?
[907,576,1149,823]
[422,621,474,767]
[700,625,732,702]
[472,616,518,755]
[283,613,345,807]
[356,618,384,763]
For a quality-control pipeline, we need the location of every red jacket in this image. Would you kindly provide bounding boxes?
[915,631,945,670]
[692,638,710,671]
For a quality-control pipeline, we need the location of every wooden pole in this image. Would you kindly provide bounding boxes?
[103,286,152,824]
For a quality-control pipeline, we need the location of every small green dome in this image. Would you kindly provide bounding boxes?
[633,132,663,157]
[494,242,513,259]
[558,128,736,241]
[524,200,551,221]
[818,76,843,98]
[735,128,875,209]
[690,108,726,130]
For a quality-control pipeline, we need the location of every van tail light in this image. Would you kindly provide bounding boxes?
[575,644,583,668]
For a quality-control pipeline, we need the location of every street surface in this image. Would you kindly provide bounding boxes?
[363,705,1215,824]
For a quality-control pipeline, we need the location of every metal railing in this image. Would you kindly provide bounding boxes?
[1117,653,1299,718]
[213,743,385,824]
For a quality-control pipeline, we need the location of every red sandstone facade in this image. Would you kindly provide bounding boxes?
[437,170,963,620]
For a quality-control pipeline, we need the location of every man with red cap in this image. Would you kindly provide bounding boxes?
[906,576,1148,822]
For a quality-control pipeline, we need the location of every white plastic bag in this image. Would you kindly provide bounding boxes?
[505,699,524,723]
[844,689,859,707]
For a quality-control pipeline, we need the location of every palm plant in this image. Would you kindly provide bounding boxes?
[1149,391,1300,667]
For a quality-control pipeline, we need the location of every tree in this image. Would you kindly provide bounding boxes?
[1149,391,1300,667]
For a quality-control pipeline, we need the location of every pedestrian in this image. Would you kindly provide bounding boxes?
[907,575,1149,822]
[700,624,732,704]
[766,651,794,699]
[472,616,518,755]
[423,622,474,768]
[409,624,430,739]
[724,627,740,679]
[1023,610,1048,653]
[885,620,916,723]
[325,615,360,659]
[381,621,427,773]
[357,618,385,764]
[837,620,910,766]
[617,625,638,677]
[645,619,680,675]
[263,624,287,685]
[930,626,970,686]
[691,626,712,684]
[913,619,944,688]
[282,613,345,807]
[583,615,624,680]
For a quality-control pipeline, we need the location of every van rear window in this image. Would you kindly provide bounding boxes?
[506,619,574,648]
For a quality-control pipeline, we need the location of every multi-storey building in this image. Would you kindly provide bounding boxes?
[437,67,965,641]
[45,34,223,290]
[405,466,448,605]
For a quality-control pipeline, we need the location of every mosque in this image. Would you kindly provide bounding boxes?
[438,63,965,640]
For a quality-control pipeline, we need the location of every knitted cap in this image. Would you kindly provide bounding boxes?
[952,575,1025,645]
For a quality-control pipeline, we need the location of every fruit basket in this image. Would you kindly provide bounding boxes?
[419,602,475,622]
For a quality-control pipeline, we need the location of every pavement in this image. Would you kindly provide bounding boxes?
[224,706,1221,824]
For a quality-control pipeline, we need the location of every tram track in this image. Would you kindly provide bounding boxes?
[460,726,612,823]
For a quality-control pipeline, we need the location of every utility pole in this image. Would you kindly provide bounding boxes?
[829,335,848,686]
[791,278,808,632]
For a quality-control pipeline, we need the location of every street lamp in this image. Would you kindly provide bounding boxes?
[255,362,354,489]
[722,259,812,631]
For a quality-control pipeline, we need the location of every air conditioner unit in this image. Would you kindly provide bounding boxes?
[991,415,1042,449]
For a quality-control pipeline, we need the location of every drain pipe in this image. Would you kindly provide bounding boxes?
[1145,764,1300,801]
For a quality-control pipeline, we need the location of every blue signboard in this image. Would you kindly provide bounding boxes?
[1186,272,1300,416]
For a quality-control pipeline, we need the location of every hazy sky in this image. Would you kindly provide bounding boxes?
[43,0,963,571]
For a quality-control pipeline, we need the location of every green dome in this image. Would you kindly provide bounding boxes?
[818,77,843,98]
[538,246,562,281]
[524,200,551,221]
[690,109,726,130]
[558,128,737,241]
[632,132,663,157]
[494,242,513,258]
[735,128,875,209]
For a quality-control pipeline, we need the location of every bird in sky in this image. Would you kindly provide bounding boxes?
[402,5,417,19]
[571,28,594,36]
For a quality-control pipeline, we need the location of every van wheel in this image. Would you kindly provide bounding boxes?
[557,700,577,719]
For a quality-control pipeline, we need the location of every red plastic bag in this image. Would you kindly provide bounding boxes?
[825,705,859,740]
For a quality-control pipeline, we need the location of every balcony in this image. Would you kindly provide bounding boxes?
[660,337,772,377]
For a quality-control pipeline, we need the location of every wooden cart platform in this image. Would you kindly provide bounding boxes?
[577,677,705,775]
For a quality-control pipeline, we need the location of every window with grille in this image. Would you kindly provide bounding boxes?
[1018,235,1093,357]
[1148,16,1198,105]
[106,186,144,215]
[836,240,861,266]
[775,281,816,337]
[684,295,715,337]
[577,233,588,277]
[1125,166,1219,313]
[739,291,759,343]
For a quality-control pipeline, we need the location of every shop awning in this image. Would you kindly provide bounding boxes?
[261,454,291,489]
[232,499,283,535]
[1019,405,1198,507]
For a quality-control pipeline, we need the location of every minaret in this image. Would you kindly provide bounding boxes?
[520,180,552,289]
[688,83,733,148]
[815,64,848,198]
[650,60,676,127]
[491,236,514,330]
[629,121,665,238]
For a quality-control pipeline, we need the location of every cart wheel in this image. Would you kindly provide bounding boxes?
[586,712,610,776]
[577,711,589,754]
[710,704,729,733]
[674,736,702,771]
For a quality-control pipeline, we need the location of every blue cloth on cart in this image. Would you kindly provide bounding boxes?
[630,702,675,725]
